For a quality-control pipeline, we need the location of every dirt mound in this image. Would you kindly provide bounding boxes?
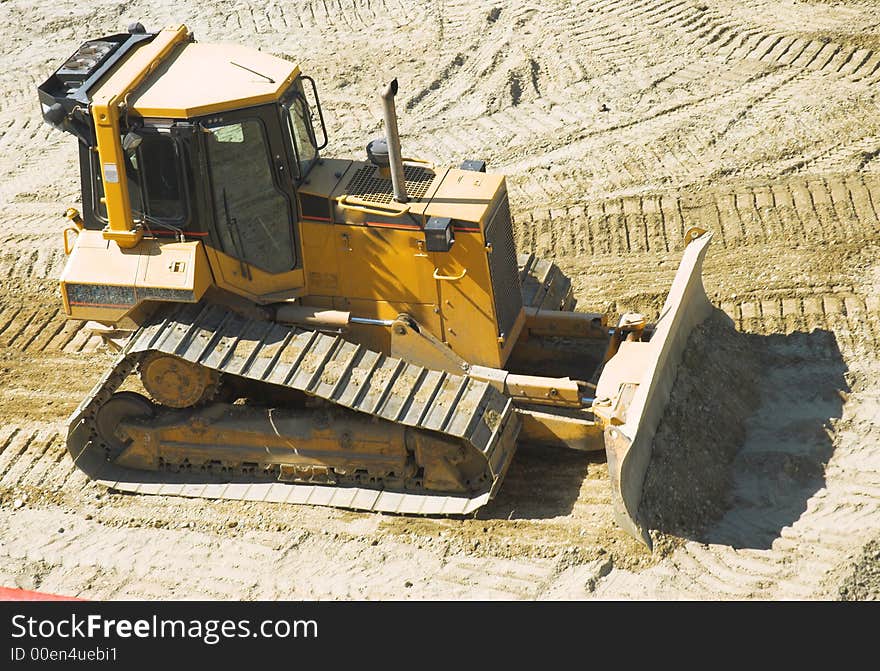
[640,309,763,542]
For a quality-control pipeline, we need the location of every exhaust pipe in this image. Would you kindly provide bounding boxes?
[381,79,408,203]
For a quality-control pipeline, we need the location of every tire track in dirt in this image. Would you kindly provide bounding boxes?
[710,0,871,34]
[591,0,880,83]
[0,305,104,354]
[516,173,880,259]
[0,508,280,599]
[788,135,880,175]
[398,3,772,169]
[722,291,880,353]
[500,65,875,207]
[0,219,70,281]
[0,501,567,599]
[0,120,69,204]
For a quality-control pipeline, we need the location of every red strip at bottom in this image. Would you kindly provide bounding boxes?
[0,586,83,601]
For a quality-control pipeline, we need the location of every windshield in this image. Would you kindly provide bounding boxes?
[281,77,318,179]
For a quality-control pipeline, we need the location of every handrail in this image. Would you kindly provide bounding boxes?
[301,75,328,150]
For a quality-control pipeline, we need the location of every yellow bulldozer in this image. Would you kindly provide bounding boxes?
[37,23,712,548]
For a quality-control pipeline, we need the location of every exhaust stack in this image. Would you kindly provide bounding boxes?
[381,79,408,203]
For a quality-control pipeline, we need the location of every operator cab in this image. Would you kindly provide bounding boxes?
[39,25,326,285]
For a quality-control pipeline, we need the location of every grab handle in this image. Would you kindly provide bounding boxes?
[338,196,410,218]
[63,226,80,255]
[433,268,467,281]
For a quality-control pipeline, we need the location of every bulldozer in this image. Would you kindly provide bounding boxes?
[37,23,713,548]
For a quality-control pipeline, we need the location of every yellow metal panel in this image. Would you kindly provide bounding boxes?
[73,230,113,249]
[61,304,131,323]
[60,232,211,322]
[516,407,604,451]
[424,168,505,225]
[432,230,504,367]
[61,235,139,289]
[427,171,522,366]
[297,221,509,366]
[127,43,300,118]
[339,225,437,303]
[300,220,341,295]
[298,159,353,199]
[137,240,212,298]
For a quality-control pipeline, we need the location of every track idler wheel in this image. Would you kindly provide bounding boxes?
[138,352,219,408]
[95,391,155,458]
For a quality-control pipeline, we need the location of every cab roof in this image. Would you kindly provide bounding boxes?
[95,40,300,119]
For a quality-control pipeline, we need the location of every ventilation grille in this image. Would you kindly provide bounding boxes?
[345,165,435,204]
[484,194,522,339]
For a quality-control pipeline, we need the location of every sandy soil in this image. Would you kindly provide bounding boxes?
[0,0,878,600]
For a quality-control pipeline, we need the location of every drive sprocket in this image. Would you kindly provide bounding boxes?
[138,351,219,408]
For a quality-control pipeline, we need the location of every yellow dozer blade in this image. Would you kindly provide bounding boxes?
[594,230,713,548]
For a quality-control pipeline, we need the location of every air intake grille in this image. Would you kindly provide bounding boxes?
[345,165,435,204]
[485,194,522,339]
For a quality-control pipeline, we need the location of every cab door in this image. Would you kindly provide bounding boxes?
[199,105,305,301]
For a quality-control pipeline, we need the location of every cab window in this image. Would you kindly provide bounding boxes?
[124,132,186,223]
[91,132,187,225]
[282,79,318,179]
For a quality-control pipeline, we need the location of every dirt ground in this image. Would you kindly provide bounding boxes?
[0,0,878,600]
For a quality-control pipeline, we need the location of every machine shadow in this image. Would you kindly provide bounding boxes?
[477,442,603,520]
[475,308,849,545]
[640,311,848,551]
